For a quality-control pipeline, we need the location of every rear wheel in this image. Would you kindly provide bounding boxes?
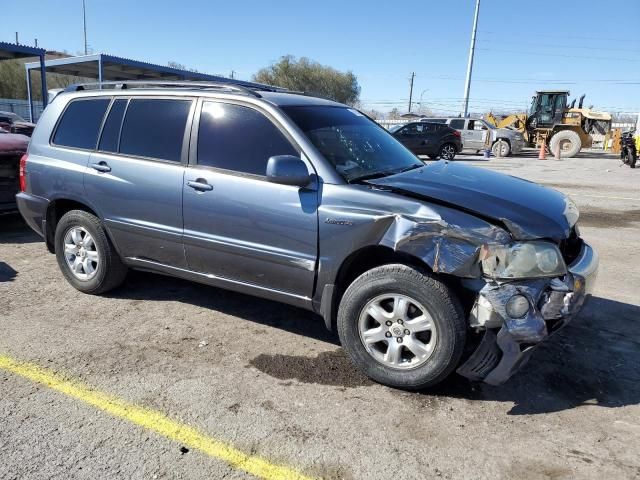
[337,264,466,390]
[549,130,581,158]
[54,210,127,294]
[439,143,456,160]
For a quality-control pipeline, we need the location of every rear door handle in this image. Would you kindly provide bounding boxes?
[187,179,213,191]
[91,161,111,173]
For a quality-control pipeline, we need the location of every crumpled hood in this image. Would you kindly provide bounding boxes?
[367,161,572,241]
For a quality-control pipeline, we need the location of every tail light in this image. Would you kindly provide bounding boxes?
[19,153,28,192]
[453,130,461,137]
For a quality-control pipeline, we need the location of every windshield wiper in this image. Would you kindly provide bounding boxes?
[347,163,423,184]
[347,169,398,183]
[396,163,423,174]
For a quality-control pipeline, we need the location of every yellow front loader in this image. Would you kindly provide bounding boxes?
[485,91,612,158]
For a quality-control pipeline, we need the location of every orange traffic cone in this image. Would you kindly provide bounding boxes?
[538,138,547,160]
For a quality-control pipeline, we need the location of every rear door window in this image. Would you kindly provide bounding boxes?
[52,98,110,149]
[196,102,297,176]
[119,98,192,162]
[449,119,465,130]
[98,99,128,152]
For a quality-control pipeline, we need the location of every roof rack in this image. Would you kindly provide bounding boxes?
[62,80,288,98]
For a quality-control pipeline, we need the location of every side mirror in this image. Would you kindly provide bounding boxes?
[266,155,311,187]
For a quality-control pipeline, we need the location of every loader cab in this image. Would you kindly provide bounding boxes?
[528,91,568,129]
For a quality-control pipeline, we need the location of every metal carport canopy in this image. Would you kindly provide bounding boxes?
[24,53,239,82]
[0,41,48,122]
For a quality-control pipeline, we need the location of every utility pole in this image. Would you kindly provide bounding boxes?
[15,32,19,44]
[230,70,235,79]
[462,0,480,117]
[83,0,88,55]
[408,72,415,113]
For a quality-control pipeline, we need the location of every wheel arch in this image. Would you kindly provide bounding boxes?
[492,136,511,146]
[322,245,435,331]
[45,198,101,253]
[550,124,590,148]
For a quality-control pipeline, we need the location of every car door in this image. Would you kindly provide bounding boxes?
[85,96,194,268]
[182,99,318,298]
[419,123,439,155]
[395,123,423,153]
[465,120,488,150]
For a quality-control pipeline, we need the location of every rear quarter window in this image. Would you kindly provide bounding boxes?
[52,98,111,150]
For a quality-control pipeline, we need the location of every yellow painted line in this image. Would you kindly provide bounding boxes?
[0,354,315,480]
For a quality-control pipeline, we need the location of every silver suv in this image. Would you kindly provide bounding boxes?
[422,117,525,156]
[17,81,597,389]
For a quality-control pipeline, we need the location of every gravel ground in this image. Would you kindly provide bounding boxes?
[1,149,639,479]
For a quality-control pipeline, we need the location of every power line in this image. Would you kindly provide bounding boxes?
[477,38,640,54]
[476,48,640,63]
[478,29,640,45]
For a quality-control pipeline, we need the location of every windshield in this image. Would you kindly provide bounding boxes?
[389,124,404,133]
[282,106,423,182]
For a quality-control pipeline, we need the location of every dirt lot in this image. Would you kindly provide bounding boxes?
[1,149,639,479]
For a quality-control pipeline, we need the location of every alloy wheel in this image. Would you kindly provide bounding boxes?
[63,226,99,281]
[358,294,437,369]
[440,144,455,160]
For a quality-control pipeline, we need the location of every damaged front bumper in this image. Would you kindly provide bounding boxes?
[457,241,598,385]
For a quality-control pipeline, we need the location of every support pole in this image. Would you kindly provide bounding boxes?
[25,65,34,123]
[462,0,480,117]
[39,54,48,112]
[98,55,103,86]
[408,72,415,113]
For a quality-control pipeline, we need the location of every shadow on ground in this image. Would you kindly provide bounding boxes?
[421,296,640,415]
[108,270,640,415]
[0,261,18,282]
[107,270,339,346]
[0,214,40,244]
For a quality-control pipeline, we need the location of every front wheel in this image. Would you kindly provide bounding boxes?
[491,139,511,157]
[549,130,581,158]
[439,143,457,160]
[337,264,466,390]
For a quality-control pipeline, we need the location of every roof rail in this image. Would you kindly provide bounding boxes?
[62,80,286,98]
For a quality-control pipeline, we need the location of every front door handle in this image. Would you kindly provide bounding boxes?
[187,179,213,191]
[91,161,111,173]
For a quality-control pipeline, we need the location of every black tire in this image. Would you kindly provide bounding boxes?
[549,130,581,158]
[337,264,466,390]
[627,148,637,168]
[439,143,457,160]
[54,210,127,294]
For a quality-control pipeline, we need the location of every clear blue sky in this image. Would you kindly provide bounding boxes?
[4,0,640,115]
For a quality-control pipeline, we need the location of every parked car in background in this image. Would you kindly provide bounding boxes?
[421,117,525,157]
[0,130,29,213]
[0,111,36,137]
[17,81,598,390]
[390,122,462,159]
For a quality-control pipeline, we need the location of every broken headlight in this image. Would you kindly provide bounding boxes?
[480,241,567,279]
